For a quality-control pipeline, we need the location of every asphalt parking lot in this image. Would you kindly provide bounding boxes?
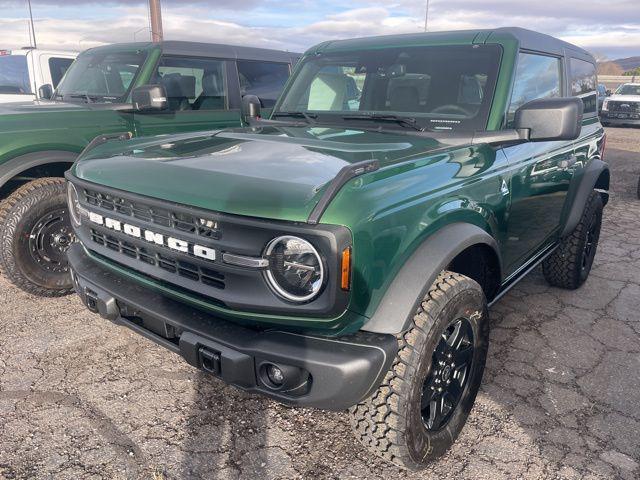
[0,127,639,480]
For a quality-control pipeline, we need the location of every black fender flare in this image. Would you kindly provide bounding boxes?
[561,159,609,237]
[0,150,78,190]
[361,223,501,335]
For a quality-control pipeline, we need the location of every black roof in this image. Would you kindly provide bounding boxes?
[161,41,300,63]
[87,40,300,64]
[489,27,593,60]
[315,27,594,63]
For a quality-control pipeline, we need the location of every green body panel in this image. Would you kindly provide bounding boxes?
[74,126,439,222]
[68,29,606,335]
[0,42,255,182]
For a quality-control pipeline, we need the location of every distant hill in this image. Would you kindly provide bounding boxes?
[613,56,640,72]
[597,56,640,75]
[597,61,624,75]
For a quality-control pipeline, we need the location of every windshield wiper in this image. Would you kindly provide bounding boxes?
[342,113,427,132]
[272,111,318,124]
[66,93,101,103]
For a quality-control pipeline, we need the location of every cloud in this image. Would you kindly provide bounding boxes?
[0,1,637,59]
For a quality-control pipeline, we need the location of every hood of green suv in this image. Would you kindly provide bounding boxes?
[0,99,91,116]
[73,125,451,222]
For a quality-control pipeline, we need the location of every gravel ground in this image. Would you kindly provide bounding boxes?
[1,127,639,480]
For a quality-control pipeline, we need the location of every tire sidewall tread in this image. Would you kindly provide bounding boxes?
[0,177,73,297]
[350,271,489,470]
[542,191,603,290]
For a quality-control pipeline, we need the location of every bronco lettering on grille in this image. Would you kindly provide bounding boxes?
[88,211,216,261]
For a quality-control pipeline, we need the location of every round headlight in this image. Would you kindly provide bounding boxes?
[264,236,324,303]
[67,182,82,226]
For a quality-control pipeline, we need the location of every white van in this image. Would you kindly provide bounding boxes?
[0,48,77,103]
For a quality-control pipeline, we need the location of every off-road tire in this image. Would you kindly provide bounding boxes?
[0,178,74,296]
[349,271,489,470]
[542,191,603,289]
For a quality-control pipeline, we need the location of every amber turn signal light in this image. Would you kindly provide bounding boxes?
[341,247,351,291]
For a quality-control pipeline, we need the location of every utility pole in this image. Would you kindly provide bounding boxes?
[424,0,430,32]
[149,0,163,42]
[27,0,37,48]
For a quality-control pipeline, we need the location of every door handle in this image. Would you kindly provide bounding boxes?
[559,155,578,171]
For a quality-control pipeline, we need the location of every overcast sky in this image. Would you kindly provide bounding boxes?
[0,0,638,59]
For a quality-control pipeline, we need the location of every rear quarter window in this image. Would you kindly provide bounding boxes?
[237,60,290,108]
[570,58,597,115]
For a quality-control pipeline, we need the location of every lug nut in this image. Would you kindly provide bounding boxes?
[266,364,284,386]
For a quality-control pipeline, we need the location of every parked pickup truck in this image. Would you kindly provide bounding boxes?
[65,28,608,469]
[600,82,640,126]
[0,41,299,295]
[0,48,76,103]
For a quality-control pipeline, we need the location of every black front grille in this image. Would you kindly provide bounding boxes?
[83,188,221,239]
[90,228,225,290]
[608,101,640,113]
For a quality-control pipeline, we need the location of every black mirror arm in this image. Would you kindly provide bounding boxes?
[471,128,530,146]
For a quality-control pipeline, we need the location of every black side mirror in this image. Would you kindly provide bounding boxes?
[606,89,612,96]
[38,84,53,100]
[514,97,583,142]
[131,84,168,112]
[242,95,261,122]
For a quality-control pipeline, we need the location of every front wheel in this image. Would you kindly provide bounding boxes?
[350,271,489,470]
[0,178,74,296]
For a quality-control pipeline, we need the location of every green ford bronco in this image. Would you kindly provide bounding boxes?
[66,28,609,469]
[0,41,298,296]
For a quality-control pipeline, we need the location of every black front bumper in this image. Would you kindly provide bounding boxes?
[601,114,640,126]
[67,244,397,410]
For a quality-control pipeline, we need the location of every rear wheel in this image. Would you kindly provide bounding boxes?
[349,271,489,470]
[0,178,74,296]
[542,191,603,289]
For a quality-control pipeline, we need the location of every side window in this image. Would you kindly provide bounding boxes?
[48,57,74,87]
[507,53,561,124]
[154,56,227,111]
[570,58,597,115]
[236,60,290,108]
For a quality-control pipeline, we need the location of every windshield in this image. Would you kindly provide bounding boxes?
[0,55,31,94]
[276,44,501,132]
[616,84,640,96]
[55,49,148,102]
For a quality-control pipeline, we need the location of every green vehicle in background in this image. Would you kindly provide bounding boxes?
[0,41,299,295]
[66,28,608,469]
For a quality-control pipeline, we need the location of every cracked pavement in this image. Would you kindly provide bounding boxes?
[1,127,639,480]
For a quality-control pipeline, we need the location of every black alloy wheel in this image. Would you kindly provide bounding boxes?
[421,317,474,431]
[28,207,75,275]
[0,178,75,296]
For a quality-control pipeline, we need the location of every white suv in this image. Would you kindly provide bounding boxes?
[0,48,77,103]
